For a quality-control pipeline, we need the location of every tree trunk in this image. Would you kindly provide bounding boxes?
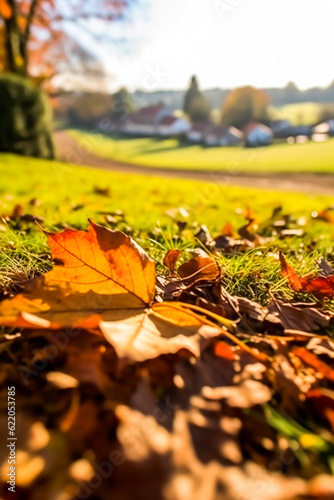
[3,0,28,76]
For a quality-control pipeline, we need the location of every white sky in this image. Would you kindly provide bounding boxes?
[86,0,334,91]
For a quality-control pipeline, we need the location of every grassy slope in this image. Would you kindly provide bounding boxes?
[69,130,334,173]
[1,153,334,304]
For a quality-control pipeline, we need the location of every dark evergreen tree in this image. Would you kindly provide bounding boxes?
[183,76,211,123]
[111,87,135,120]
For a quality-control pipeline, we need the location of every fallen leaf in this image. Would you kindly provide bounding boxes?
[163,249,182,273]
[318,258,334,277]
[29,198,42,207]
[46,220,156,306]
[214,341,237,361]
[306,337,334,359]
[315,207,334,223]
[94,186,111,197]
[214,234,253,252]
[244,206,257,222]
[268,299,331,332]
[281,330,325,341]
[100,302,225,362]
[212,284,268,322]
[10,203,23,218]
[293,347,334,382]
[4,203,44,223]
[0,221,156,326]
[280,252,334,298]
[238,219,262,244]
[178,257,220,284]
[221,222,235,237]
[306,388,334,432]
[194,225,212,246]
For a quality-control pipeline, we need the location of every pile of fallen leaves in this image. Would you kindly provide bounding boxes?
[1,220,334,500]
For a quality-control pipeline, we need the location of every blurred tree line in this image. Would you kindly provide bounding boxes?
[43,76,334,138]
[53,87,135,128]
[182,75,270,129]
[57,77,334,134]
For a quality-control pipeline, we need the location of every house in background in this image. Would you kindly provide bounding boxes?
[186,122,211,143]
[118,105,190,138]
[203,125,243,147]
[119,105,170,136]
[243,123,273,147]
[158,115,191,137]
[313,119,334,137]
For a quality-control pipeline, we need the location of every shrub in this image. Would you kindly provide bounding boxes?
[0,74,55,159]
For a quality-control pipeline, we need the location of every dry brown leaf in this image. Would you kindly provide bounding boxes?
[93,186,111,197]
[293,347,334,382]
[306,388,334,433]
[211,284,268,322]
[221,222,235,237]
[316,207,334,223]
[178,257,220,284]
[318,258,334,277]
[280,252,334,298]
[238,219,260,243]
[100,302,225,362]
[268,300,331,332]
[4,203,44,223]
[306,337,334,358]
[10,203,23,218]
[163,249,182,273]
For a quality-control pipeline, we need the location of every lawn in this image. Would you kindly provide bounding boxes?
[1,153,334,306]
[270,102,324,125]
[69,130,334,173]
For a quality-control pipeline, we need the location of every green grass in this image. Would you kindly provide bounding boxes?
[1,153,334,307]
[270,102,324,125]
[69,130,334,173]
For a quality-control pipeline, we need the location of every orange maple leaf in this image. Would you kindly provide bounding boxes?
[0,221,156,327]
